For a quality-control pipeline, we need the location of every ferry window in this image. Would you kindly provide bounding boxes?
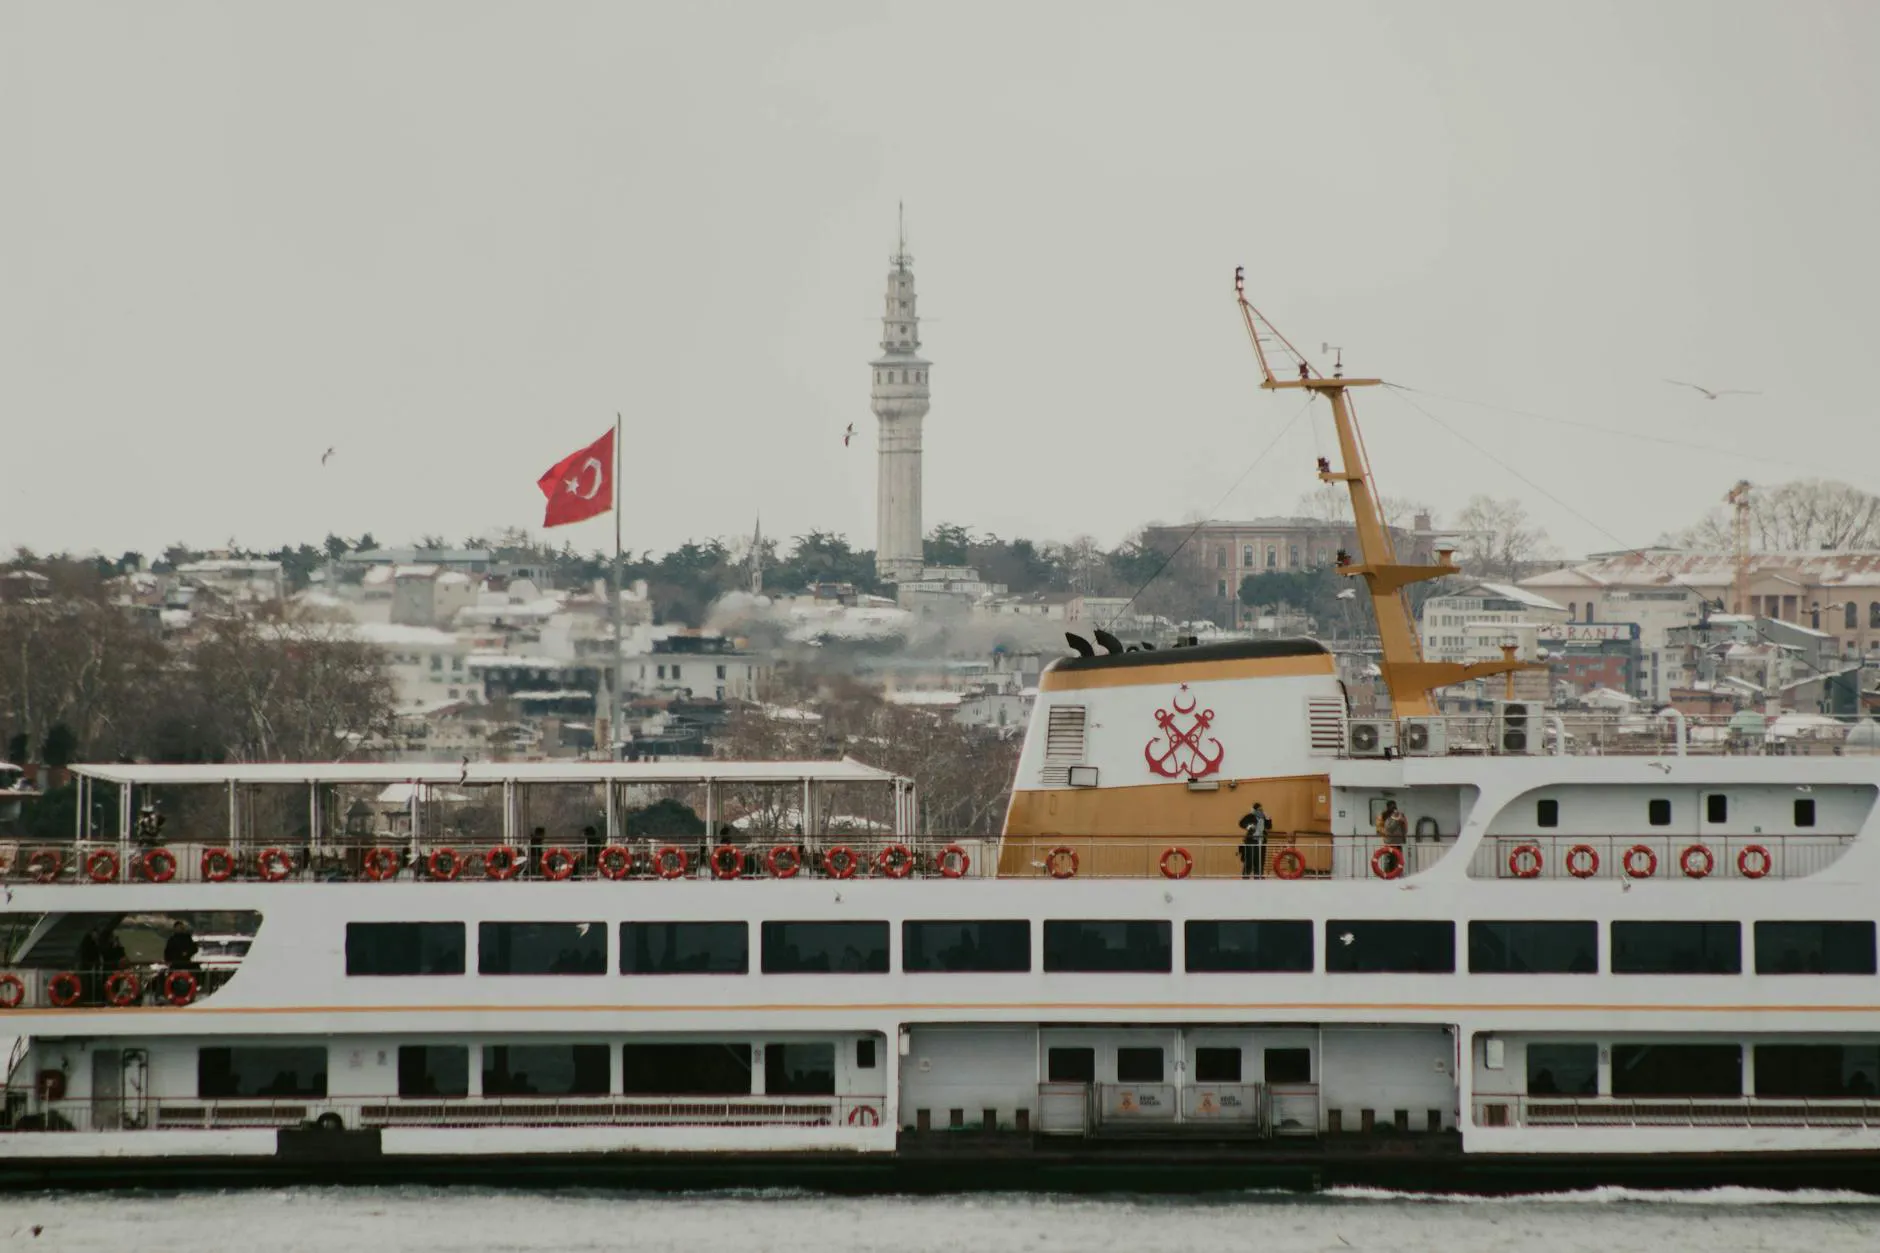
[1795,798,1817,827]
[857,1038,877,1070]
[1754,1044,1880,1098]
[1536,799,1559,828]
[345,922,465,976]
[1195,1047,1241,1083]
[621,1043,752,1096]
[1116,1047,1164,1083]
[1610,921,1741,974]
[1610,1044,1740,1097]
[1047,1047,1096,1083]
[1647,798,1671,826]
[198,1046,328,1099]
[619,922,748,975]
[1754,921,1877,975]
[1468,921,1597,974]
[1042,920,1172,973]
[1325,920,1455,974]
[483,1044,609,1097]
[902,920,1030,973]
[1264,1048,1312,1084]
[1526,1043,1597,1096]
[761,921,890,974]
[479,921,606,975]
[1185,920,1313,973]
[765,1042,836,1096]
[1706,794,1727,824]
[397,1045,468,1098]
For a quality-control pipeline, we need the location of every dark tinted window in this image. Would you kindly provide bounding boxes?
[1648,798,1671,826]
[902,921,1030,973]
[1755,1045,1880,1098]
[1264,1048,1312,1084]
[1469,921,1597,974]
[1611,1044,1740,1097]
[1195,1047,1241,1082]
[1325,921,1454,973]
[1526,1043,1597,1096]
[1536,799,1559,828]
[1756,921,1876,974]
[1117,1047,1164,1082]
[1186,920,1313,973]
[1047,1047,1095,1083]
[1706,794,1727,823]
[765,1042,835,1095]
[479,922,605,975]
[1611,922,1741,974]
[1042,920,1171,973]
[398,1046,468,1098]
[619,922,747,975]
[761,921,889,974]
[345,922,464,976]
[857,1038,877,1069]
[620,1043,752,1096]
[1795,798,1816,827]
[198,1046,327,1099]
[483,1044,609,1096]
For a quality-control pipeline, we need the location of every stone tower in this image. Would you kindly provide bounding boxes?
[870,208,929,585]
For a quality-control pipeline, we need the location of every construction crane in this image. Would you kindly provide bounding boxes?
[1726,480,1752,615]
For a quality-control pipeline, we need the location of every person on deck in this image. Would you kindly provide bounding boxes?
[1375,801,1408,874]
[164,920,200,972]
[1237,802,1270,879]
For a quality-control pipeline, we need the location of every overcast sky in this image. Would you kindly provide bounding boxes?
[3,1,1876,564]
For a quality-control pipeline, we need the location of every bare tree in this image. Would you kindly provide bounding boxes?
[1452,495,1552,580]
[1295,485,1434,531]
[1671,479,1880,552]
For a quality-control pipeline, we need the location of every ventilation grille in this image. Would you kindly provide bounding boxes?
[1041,705,1087,785]
[1306,697,1347,756]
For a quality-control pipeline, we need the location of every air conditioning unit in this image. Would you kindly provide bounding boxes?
[1399,716,1447,757]
[1348,719,1397,758]
[1495,700,1541,755]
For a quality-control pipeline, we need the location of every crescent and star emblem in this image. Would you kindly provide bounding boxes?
[563,457,604,500]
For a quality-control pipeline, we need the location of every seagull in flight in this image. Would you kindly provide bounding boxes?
[321,446,336,465]
[1666,380,1760,400]
[842,423,855,447]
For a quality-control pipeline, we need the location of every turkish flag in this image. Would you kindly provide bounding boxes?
[537,428,614,528]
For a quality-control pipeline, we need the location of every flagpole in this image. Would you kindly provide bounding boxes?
[611,412,624,762]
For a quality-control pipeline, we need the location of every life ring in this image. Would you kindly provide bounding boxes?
[1508,843,1544,879]
[427,847,465,881]
[1272,847,1306,880]
[0,973,25,1010]
[485,845,523,881]
[1738,844,1772,879]
[846,1104,880,1127]
[257,847,294,882]
[48,972,82,1008]
[106,971,142,1007]
[542,846,578,881]
[1046,846,1079,879]
[201,847,235,882]
[936,844,970,879]
[710,844,744,880]
[652,845,688,879]
[85,849,120,883]
[766,844,801,879]
[363,847,400,881]
[876,843,914,879]
[1370,845,1404,880]
[27,848,63,883]
[163,970,198,1007]
[597,845,634,880]
[823,845,860,880]
[1159,847,1193,880]
[136,848,177,883]
[1680,843,1714,879]
[1623,844,1657,879]
[1565,844,1599,879]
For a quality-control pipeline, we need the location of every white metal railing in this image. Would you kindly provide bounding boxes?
[0,964,235,1011]
[1474,1095,1880,1129]
[1468,834,1854,882]
[1340,712,1880,760]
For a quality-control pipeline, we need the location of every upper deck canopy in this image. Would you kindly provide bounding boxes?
[68,758,908,788]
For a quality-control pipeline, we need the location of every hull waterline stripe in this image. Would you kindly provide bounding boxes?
[17,1000,1880,1017]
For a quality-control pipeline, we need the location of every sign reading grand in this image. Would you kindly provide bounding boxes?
[1145,683,1224,779]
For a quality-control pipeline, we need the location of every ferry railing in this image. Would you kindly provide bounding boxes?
[1474,1095,1880,1129]
[1340,712,1880,759]
[1466,833,1854,882]
[0,962,236,1011]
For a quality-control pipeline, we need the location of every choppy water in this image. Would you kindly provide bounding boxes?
[7,1187,1880,1253]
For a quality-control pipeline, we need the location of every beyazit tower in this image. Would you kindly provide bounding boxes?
[870,207,929,585]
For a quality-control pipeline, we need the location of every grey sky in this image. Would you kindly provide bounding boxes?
[3,1,1876,563]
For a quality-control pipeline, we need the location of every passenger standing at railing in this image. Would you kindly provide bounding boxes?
[164,920,199,973]
[528,826,546,878]
[1237,802,1270,879]
[1375,801,1408,874]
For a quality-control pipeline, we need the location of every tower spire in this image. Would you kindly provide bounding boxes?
[870,207,930,585]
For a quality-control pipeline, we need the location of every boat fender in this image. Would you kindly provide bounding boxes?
[106,971,142,1007]
[710,844,744,880]
[363,847,400,881]
[823,845,860,880]
[257,848,294,882]
[164,970,199,1007]
[1159,847,1193,880]
[1737,844,1771,879]
[1565,844,1600,879]
[428,847,466,881]
[1369,846,1404,880]
[47,972,83,1008]
[542,847,579,881]
[85,849,120,883]
[1622,844,1657,879]
[936,844,971,879]
[1507,843,1544,879]
[1272,847,1306,880]
[652,845,689,879]
[1046,846,1079,879]
[1679,844,1714,879]
[876,844,915,879]
[201,847,235,882]
[766,845,801,879]
[596,845,634,881]
[0,973,25,1010]
[137,848,177,883]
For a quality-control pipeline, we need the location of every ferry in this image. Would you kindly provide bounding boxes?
[5,279,1880,1193]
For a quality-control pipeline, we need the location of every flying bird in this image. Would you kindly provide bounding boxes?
[321,447,336,465]
[1666,380,1760,400]
[842,423,855,447]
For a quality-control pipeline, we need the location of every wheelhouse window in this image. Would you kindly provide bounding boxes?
[619,922,748,975]
[1526,1042,1597,1096]
[1536,799,1559,828]
[1116,1047,1164,1083]
[621,1043,752,1096]
[1047,1047,1095,1083]
[479,922,606,975]
[345,922,464,976]
[1264,1048,1312,1084]
[765,1042,835,1095]
[1185,920,1312,973]
[1754,921,1877,974]
[1610,922,1741,974]
[198,1046,327,1099]
[1195,1047,1241,1082]
[1468,921,1597,974]
[482,1044,609,1097]
[1042,921,1171,973]
[1325,920,1455,973]
[1611,1044,1740,1097]
[1755,1044,1880,1098]
[398,1046,468,1098]
[761,921,890,973]
[902,920,1030,973]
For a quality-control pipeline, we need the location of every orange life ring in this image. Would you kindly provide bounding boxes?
[710,844,744,880]
[0,973,25,1010]
[1370,845,1404,880]
[27,848,63,883]
[1738,844,1772,879]
[1272,847,1306,880]
[823,845,860,880]
[846,1104,881,1127]
[876,844,914,879]
[363,847,400,881]
[257,848,294,882]
[106,971,142,1007]
[48,972,82,1008]
[1565,844,1599,879]
[1680,844,1714,879]
[1623,844,1657,879]
[136,848,177,883]
[201,847,235,882]
[1046,846,1079,879]
[428,847,465,881]
[542,846,578,881]
[85,849,120,883]
[1159,847,1193,880]
[653,845,688,879]
[485,846,523,881]
[936,844,970,879]
[597,845,634,881]
[164,970,198,1007]
[1508,843,1544,879]
[766,844,802,879]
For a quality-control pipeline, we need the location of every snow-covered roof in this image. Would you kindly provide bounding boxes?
[352,622,463,649]
[886,690,965,707]
[1471,582,1567,612]
[71,758,907,787]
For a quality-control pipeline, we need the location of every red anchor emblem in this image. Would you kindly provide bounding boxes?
[1144,684,1224,778]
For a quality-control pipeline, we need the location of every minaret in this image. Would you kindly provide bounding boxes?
[870,205,930,585]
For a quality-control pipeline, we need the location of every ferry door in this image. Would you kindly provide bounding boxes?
[91,1049,121,1132]
[122,1048,149,1129]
